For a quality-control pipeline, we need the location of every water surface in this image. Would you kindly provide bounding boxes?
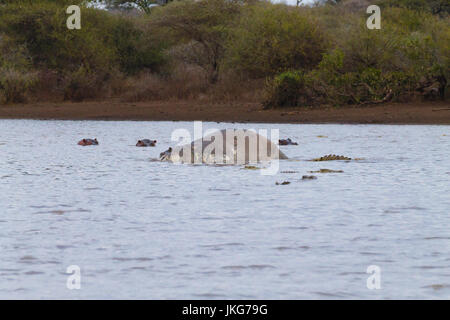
[0,120,449,299]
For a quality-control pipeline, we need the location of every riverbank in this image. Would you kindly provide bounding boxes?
[0,100,449,124]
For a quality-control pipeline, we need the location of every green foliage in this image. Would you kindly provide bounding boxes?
[109,17,167,74]
[301,64,419,106]
[0,68,37,104]
[0,0,86,5]
[0,35,32,72]
[263,70,305,108]
[377,0,450,16]
[0,1,167,101]
[263,5,450,107]
[0,34,37,103]
[151,0,241,83]
[94,0,167,14]
[226,3,328,78]
[0,2,165,74]
[0,0,448,105]
[316,49,344,77]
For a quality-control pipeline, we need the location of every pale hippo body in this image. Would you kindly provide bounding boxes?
[159,129,287,164]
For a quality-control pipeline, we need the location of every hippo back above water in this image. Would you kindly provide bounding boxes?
[159,129,287,164]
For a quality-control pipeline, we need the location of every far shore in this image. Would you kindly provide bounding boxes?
[0,100,449,124]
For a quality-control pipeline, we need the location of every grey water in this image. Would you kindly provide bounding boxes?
[0,120,449,299]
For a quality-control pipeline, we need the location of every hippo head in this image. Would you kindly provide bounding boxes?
[78,138,98,146]
[159,147,172,161]
[136,139,157,147]
[279,138,297,146]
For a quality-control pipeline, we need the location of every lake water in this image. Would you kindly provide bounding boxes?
[0,120,449,299]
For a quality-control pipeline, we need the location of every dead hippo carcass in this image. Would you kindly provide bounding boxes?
[159,129,288,164]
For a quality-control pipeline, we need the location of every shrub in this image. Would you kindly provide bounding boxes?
[263,47,424,108]
[151,0,241,83]
[263,71,305,108]
[226,3,328,78]
[377,0,450,16]
[62,66,111,102]
[0,1,167,101]
[0,0,447,105]
[107,15,168,75]
[0,33,36,103]
[121,65,209,102]
[0,68,37,104]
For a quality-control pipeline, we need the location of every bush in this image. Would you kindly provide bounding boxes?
[264,48,424,108]
[151,0,241,83]
[0,0,447,105]
[377,0,450,16]
[62,66,107,102]
[0,1,167,101]
[226,3,328,78]
[263,71,305,108]
[0,33,37,103]
[108,15,167,75]
[0,68,37,104]
[121,65,209,102]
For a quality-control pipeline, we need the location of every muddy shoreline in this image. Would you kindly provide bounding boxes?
[0,100,449,124]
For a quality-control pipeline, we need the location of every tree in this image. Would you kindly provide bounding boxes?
[226,4,328,78]
[0,0,87,4]
[151,0,241,83]
[376,0,450,16]
[94,0,171,14]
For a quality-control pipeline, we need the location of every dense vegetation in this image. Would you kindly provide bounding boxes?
[0,0,448,106]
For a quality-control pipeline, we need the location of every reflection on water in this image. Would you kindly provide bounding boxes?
[0,120,449,299]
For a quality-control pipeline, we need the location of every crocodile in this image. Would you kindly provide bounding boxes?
[312,154,351,161]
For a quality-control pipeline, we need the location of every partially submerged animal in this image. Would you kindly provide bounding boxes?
[78,138,98,146]
[309,169,343,173]
[276,181,291,185]
[312,154,351,161]
[159,129,287,164]
[136,139,157,147]
[160,147,172,161]
[279,138,298,146]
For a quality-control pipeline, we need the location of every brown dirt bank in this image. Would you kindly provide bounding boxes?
[0,100,449,124]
